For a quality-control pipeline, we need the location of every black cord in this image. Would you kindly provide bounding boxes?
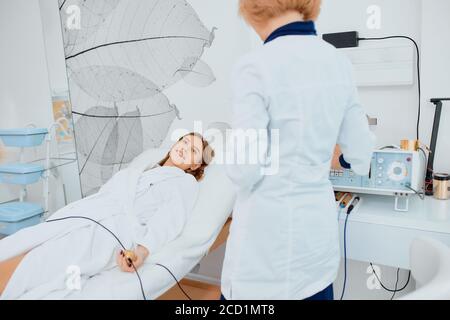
[405,184,425,200]
[156,263,192,300]
[418,147,428,163]
[46,216,192,300]
[339,212,350,300]
[379,145,399,150]
[340,196,362,300]
[46,216,146,299]
[59,0,67,11]
[391,268,400,300]
[358,36,421,141]
[419,148,433,190]
[46,216,128,251]
[369,263,411,294]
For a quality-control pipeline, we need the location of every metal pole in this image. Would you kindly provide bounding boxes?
[425,98,450,196]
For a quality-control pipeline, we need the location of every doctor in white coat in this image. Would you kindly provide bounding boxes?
[221,0,376,300]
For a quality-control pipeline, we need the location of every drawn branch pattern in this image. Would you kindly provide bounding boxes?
[58,0,216,196]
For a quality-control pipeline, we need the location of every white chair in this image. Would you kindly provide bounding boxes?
[400,237,450,300]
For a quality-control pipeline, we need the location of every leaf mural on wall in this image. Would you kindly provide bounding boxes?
[59,0,216,197]
[70,66,161,102]
[176,57,217,87]
[64,0,216,91]
[58,0,121,56]
[74,106,119,170]
[108,109,144,167]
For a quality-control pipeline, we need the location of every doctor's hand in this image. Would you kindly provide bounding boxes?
[116,246,149,272]
[331,145,343,170]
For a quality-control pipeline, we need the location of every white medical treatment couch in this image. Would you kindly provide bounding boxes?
[61,147,235,300]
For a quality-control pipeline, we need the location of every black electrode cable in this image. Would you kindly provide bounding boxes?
[46,216,146,300]
[419,146,434,193]
[155,263,192,300]
[358,36,421,141]
[405,184,425,200]
[339,196,359,300]
[369,262,411,294]
[339,212,350,300]
[46,216,192,300]
[391,268,401,300]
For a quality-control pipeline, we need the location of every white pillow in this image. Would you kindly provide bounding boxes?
[128,147,169,170]
[182,162,235,244]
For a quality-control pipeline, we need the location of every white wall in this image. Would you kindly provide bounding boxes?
[319,0,422,152]
[0,0,54,205]
[0,0,54,133]
[0,0,80,212]
[420,0,450,174]
[39,0,69,95]
[318,0,450,173]
[162,0,251,145]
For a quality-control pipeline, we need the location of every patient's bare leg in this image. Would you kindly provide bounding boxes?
[0,253,26,295]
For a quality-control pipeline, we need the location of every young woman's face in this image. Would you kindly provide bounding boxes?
[169,134,204,170]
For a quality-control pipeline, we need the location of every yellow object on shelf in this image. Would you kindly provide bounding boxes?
[400,140,419,151]
[400,139,430,152]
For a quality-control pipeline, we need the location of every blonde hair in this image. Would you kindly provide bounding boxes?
[158,132,215,181]
[239,0,322,23]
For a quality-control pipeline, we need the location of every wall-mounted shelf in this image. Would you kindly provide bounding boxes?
[0,128,48,147]
[0,163,45,185]
[0,202,43,235]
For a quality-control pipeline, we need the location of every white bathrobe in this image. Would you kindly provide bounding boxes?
[0,161,198,300]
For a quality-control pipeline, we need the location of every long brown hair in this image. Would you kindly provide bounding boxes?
[158,132,215,181]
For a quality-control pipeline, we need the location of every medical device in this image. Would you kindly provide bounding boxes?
[330,149,425,211]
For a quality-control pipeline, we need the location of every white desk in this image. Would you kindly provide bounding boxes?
[338,194,450,269]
